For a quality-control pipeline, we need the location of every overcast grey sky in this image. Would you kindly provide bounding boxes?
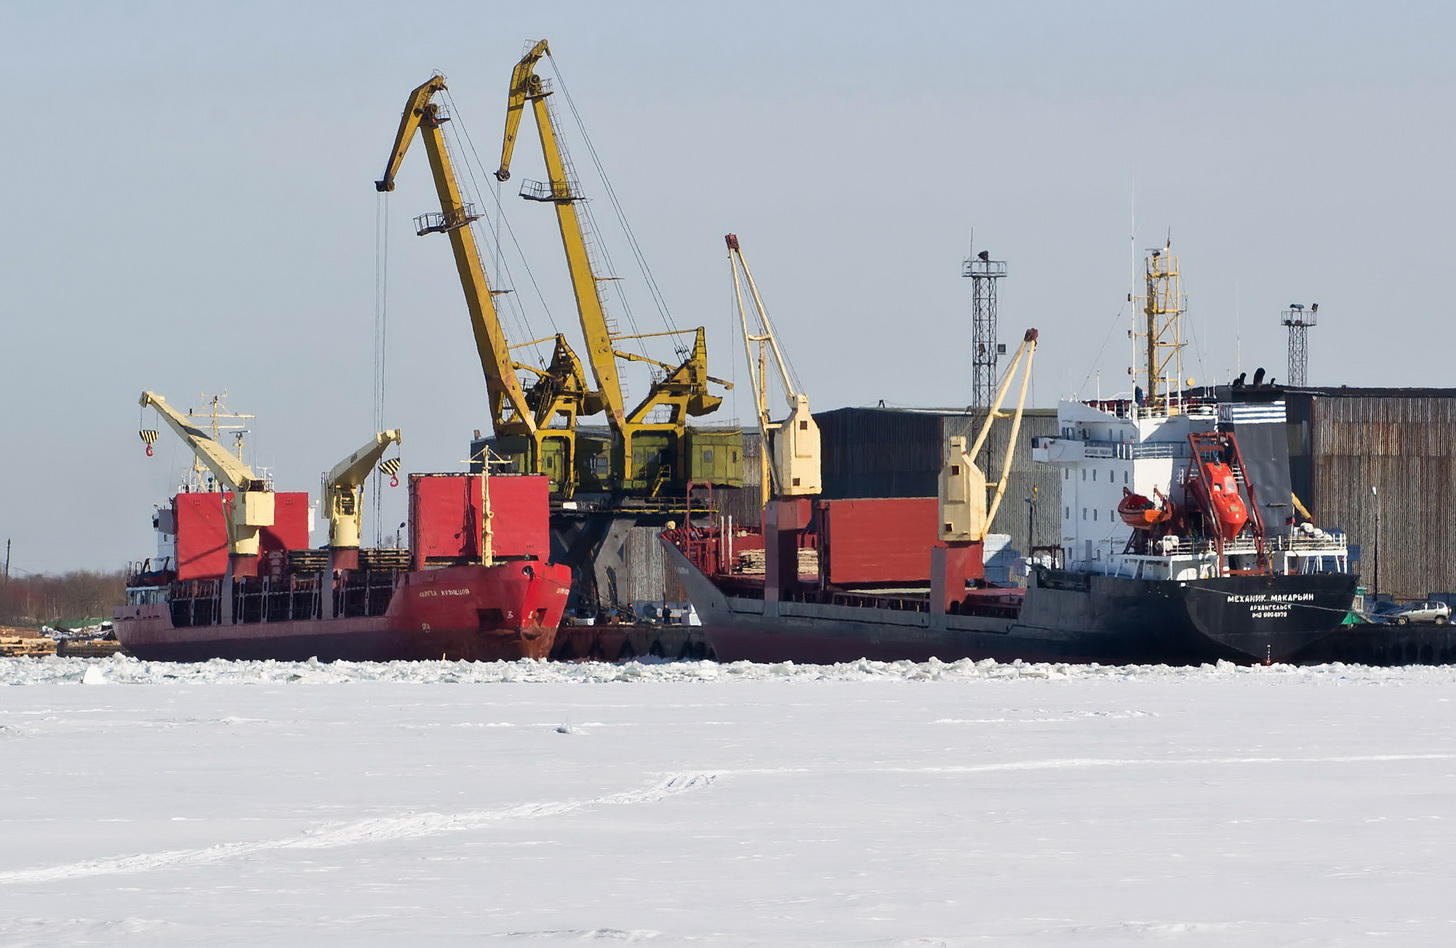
[2,1,1452,573]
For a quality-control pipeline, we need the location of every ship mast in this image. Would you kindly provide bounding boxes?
[1133,242,1186,413]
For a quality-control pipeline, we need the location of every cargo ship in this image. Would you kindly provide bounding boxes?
[116,474,571,663]
[664,388,1356,665]
[663,247,1358,665]
[116,394,570,663]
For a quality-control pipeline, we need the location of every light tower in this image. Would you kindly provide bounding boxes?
[962,248,1007,411]
[1281,302,1318,387]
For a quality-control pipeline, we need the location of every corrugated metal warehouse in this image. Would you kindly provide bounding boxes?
[1287,387,1456,600]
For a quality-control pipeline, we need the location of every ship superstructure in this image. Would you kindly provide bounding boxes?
[1035,394,1350,584]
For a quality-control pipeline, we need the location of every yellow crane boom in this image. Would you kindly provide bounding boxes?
[939,329,1040,543]
[377,76,534,435]
[139,390,274,558]
[324,429,402,551]
[497,39,626,433]
[725,234,820,503]
[495,40,730,487]
[376,75,583,494]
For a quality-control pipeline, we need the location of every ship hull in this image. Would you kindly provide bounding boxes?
[114,562,572,663]
[664,541,1357,666]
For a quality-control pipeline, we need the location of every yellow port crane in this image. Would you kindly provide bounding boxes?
[725,234,821,505]
[323,428,402,562]
[376,74,588,495]
[496,40,730,490]
[139,390,275,565]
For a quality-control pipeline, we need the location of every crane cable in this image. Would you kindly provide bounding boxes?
[372,191,390,546]
[535,88,650,361]
[441,88,561,369]
[548,54,678,345]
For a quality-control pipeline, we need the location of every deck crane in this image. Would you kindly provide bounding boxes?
[323,429,402,571]
[934,329,1039,613]
[495,40,730,489]
[940,329,1040,544]
[376,74,588,496]
[139,391,274,578]
[725,234,821,506]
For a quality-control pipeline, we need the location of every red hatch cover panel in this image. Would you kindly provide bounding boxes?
[409,474,550,564]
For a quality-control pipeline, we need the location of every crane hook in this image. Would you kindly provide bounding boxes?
[140,429,159,457]
[380,456,401,488]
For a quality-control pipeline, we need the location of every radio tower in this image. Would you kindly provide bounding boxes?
[1281,303,1318,386]
[962,248,1007,411]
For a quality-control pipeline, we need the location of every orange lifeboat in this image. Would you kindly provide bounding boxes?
[1118,487,1174,530]
[1200,461,1249,540]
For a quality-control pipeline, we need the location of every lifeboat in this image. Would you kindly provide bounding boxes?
[1118,487,1174,530]
[1199,461,1249,540]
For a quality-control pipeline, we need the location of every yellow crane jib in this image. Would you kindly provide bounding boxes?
[376,75,583,496]
[726,233,822,502]
[325,429,402,551]
[938,328,1039,543]
[139,390,274,558]
[494,39,627,433]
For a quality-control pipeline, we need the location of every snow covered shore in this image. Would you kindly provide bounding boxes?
[4,657,1455,945]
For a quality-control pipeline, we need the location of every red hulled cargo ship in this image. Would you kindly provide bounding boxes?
[115,473,571,662]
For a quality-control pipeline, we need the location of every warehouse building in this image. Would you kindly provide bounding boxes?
[1286,387,1456,601]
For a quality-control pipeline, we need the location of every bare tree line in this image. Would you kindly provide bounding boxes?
[0,570,127,627]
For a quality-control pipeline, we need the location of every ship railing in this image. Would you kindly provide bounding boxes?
[1131,442,1185,459]
[1068,440,1188,461]
[822,590,929,613]
[1268,531,1347,552]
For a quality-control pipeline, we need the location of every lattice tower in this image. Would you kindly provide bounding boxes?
[1281,303,1318,387]
[962,251,1007,411]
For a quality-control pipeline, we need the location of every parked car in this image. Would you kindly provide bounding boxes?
[1389,601,1451,626]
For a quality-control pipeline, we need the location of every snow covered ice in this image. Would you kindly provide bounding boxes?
[4,656,1456,946]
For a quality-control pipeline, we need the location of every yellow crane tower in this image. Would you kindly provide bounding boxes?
[375,75,588,496]
[495,40,731,491]
[139,390,275,575]
[323,429,402,570]
[725,234,821,506]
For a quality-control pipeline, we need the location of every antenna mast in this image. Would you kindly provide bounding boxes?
[1133,244,1185,410]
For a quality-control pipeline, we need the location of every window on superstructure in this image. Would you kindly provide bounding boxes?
[1081,469,1086,481]
[1082,508,1087,520]
[1093,469,1098,482]
[1124,471,1129,485]
[1094,509,1098,521]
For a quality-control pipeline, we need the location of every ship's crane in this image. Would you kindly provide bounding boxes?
[323,429,402,569]
[139,390,274,568]
[376,74,586,495]
[725,234,821,504]
[495,40,729,487]
[931,329,1038,615]
[940,329,1040,544]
